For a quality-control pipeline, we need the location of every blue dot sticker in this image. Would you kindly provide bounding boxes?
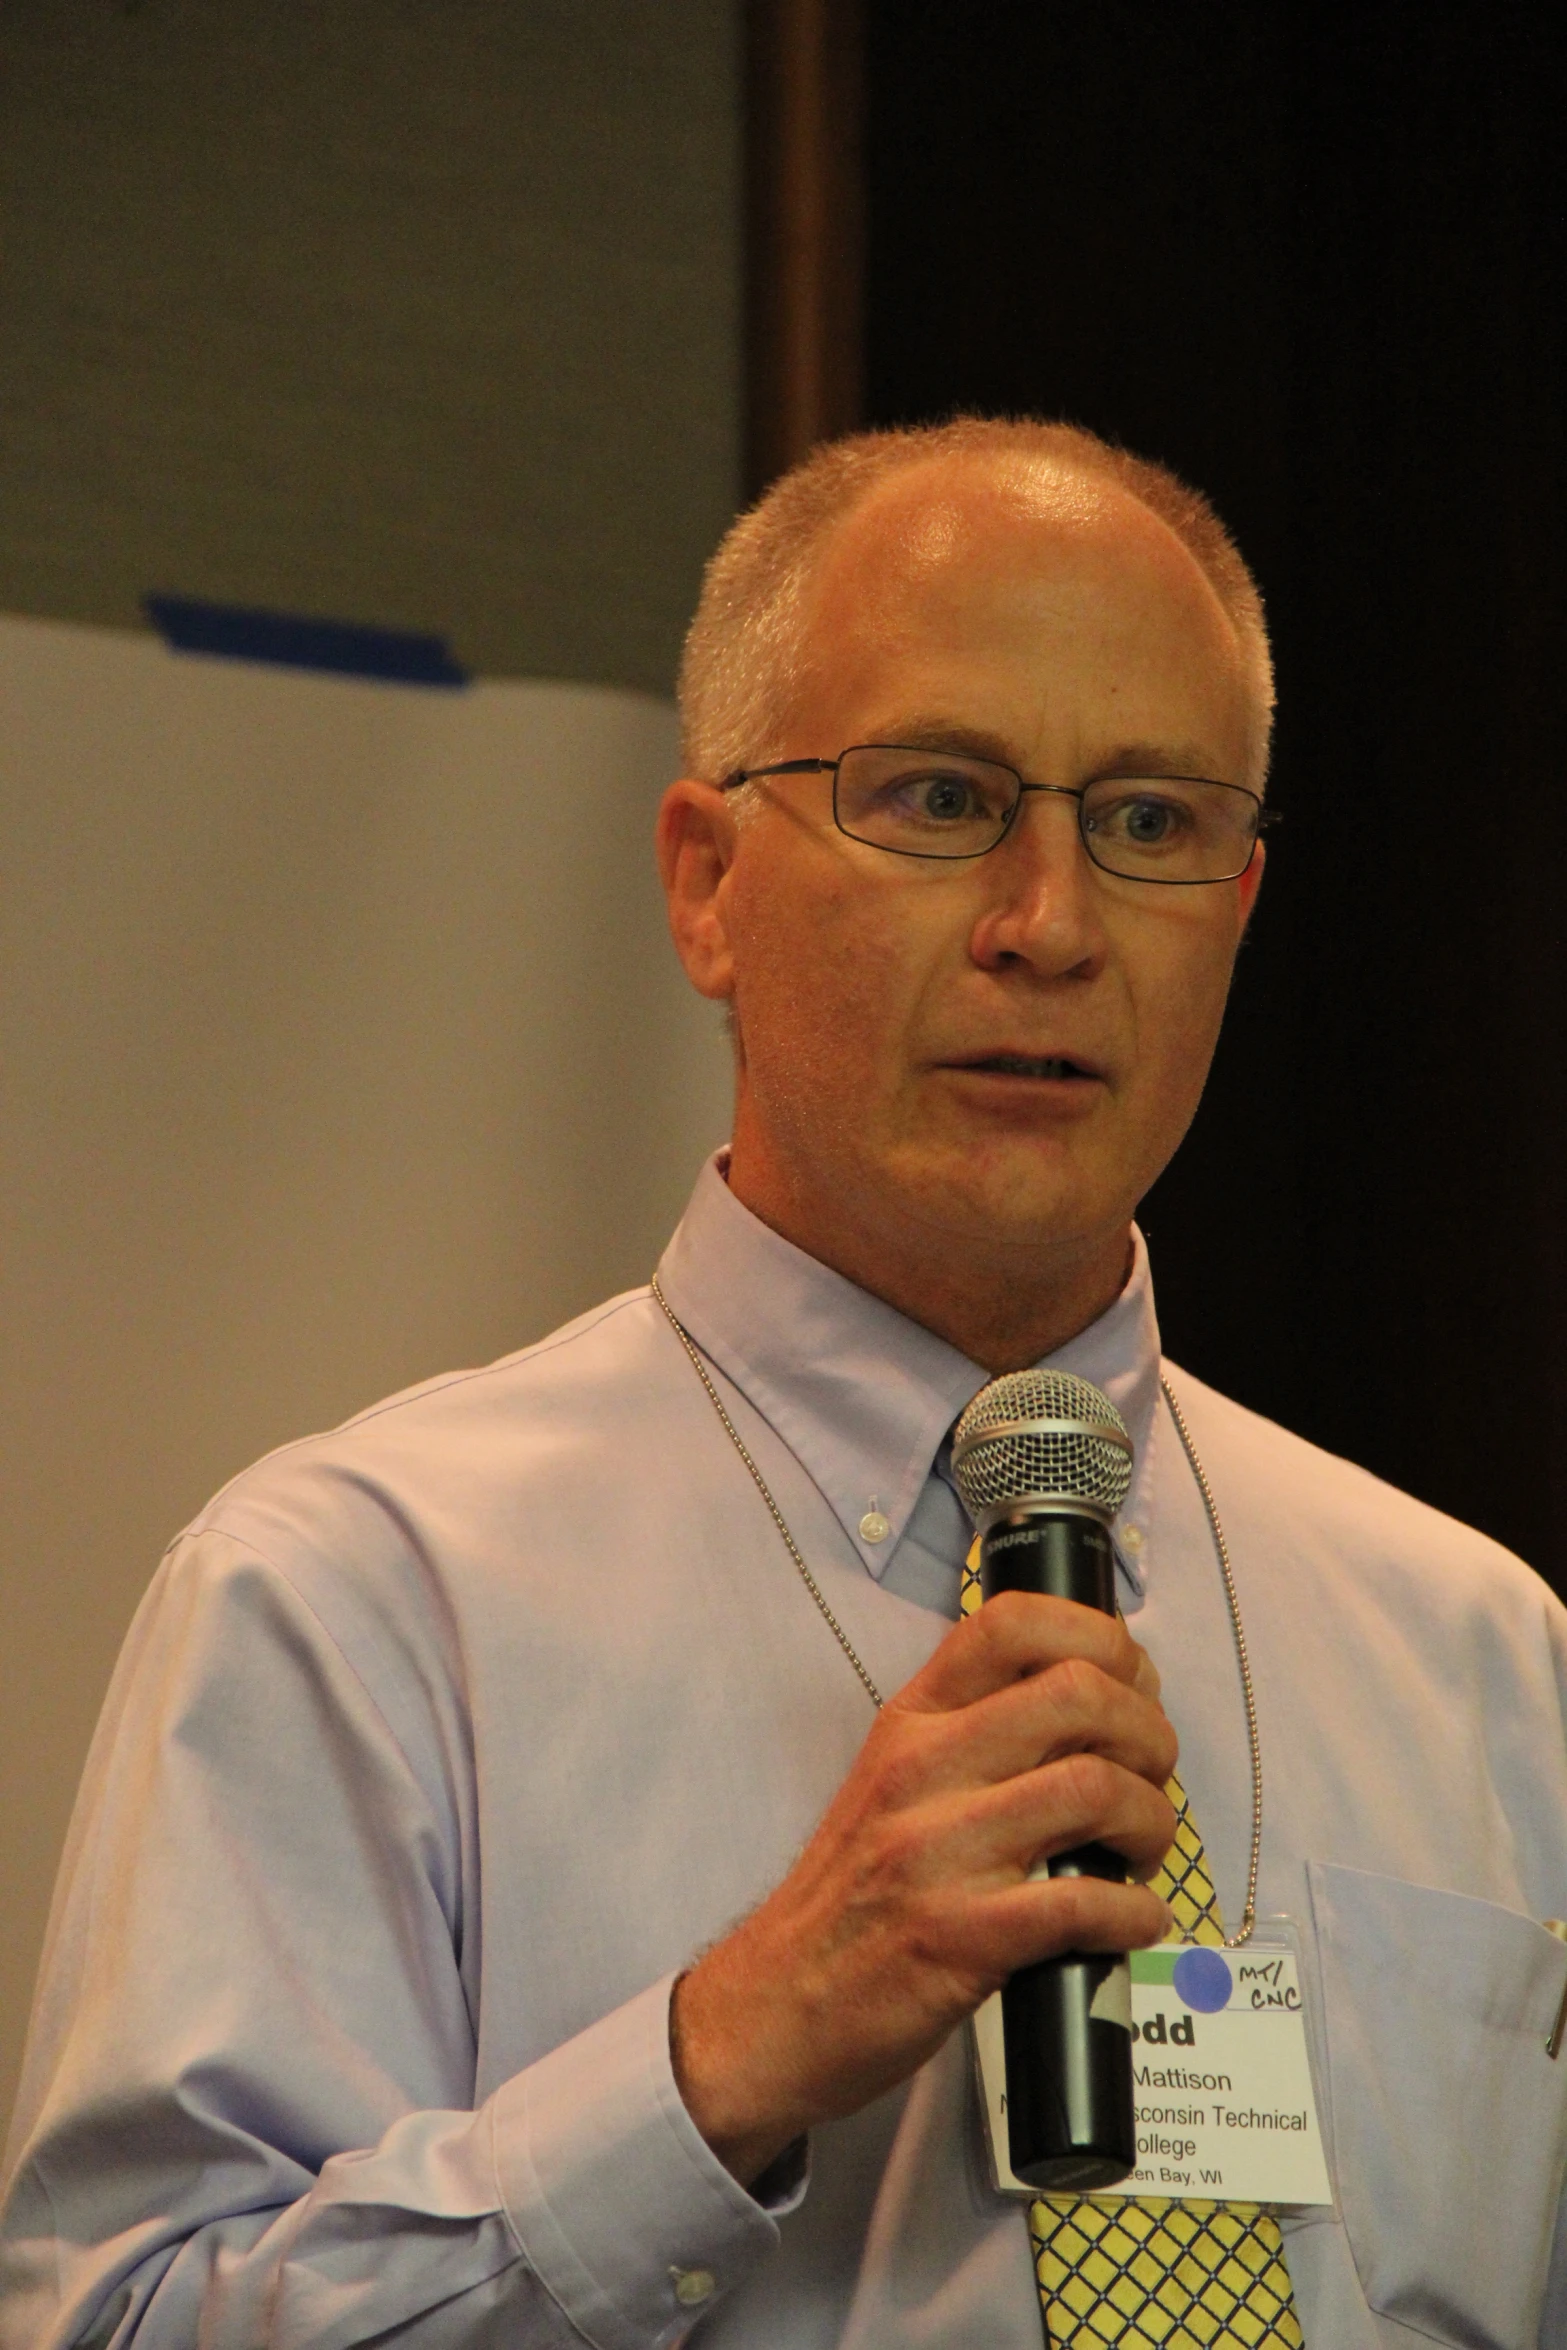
[1172,1947,1233,2013]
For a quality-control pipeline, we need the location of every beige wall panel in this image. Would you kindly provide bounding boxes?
[0,613,734,2127]
[0,0,739,693]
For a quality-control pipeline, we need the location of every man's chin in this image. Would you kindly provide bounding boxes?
[878,1147,1122,1258]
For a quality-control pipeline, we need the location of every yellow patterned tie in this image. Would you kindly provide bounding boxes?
[960,1541,1304,2347]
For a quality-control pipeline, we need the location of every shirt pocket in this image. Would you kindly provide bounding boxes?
[1307,1860,1567,2349]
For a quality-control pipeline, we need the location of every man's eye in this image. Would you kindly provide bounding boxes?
[891,769,983,822]
[1090,793,1188,845]
[919,773,976,820]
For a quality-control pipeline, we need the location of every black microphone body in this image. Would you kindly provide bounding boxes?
[981,1506,1136,2191]
[952,1370,1138,2193]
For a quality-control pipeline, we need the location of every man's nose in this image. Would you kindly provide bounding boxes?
[969,790,1108,973]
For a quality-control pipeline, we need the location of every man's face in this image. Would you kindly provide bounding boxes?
[664,457,1262,1288]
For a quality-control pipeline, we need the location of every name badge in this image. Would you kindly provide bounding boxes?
[973,1935,1333,2208]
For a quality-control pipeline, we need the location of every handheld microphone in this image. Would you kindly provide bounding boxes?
[952,1368,1137,2192]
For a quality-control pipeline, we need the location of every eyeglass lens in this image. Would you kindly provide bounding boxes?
[832,744,1260,881]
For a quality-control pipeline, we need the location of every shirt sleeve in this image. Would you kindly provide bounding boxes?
[0,1532,788,2350]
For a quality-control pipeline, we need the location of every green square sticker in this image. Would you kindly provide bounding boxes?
[1131,1946,1180,1987]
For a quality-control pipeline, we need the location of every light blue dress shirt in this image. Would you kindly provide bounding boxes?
[4,1155,1567,2349]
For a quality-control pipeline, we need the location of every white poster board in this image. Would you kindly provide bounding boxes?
[0,612,731,2120]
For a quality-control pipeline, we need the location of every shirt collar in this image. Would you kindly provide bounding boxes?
[1047,1231,1163,1596]
[655,1153,1165,1586]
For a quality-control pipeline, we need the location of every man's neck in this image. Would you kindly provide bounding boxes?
[722,1152,1133,1374]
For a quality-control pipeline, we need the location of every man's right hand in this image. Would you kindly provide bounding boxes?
[669,1591,1178,2187]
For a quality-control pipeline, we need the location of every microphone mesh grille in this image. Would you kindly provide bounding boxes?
[951,1368,1133,1520]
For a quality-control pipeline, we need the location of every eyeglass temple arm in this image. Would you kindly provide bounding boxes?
[719,760,836,791]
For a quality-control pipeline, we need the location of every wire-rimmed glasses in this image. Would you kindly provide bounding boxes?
[721,742,1276,884]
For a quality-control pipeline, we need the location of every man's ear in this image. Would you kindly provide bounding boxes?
[656,780,739,1002]
[1236,838,1265,938]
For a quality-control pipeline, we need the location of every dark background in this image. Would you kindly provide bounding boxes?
[860,0,1567,1583]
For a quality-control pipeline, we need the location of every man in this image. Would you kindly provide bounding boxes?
[4,418,1566,2349]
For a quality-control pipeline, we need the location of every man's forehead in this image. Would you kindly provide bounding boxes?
[823,453,1155,586]
[784,451,1252,777]
[799,456,1230,669]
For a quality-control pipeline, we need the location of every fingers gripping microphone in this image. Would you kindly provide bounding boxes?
[952,1370,1138,2192]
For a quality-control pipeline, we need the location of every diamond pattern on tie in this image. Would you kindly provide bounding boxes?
[961,1538,1303,2348]
[1157,1775,1229,1946]
[1031,2195,1301,2346]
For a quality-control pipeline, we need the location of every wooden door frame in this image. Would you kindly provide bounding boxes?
[744,0,865,500]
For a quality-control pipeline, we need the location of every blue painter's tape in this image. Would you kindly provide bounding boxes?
[145,596,469,687]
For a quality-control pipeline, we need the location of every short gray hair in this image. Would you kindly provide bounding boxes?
[678,416,1274,791]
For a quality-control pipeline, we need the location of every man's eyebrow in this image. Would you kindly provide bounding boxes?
[1086,739,1231,781]
[865,719,1230,780]
[868,718,1020,764]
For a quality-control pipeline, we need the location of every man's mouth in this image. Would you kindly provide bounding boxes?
[951,1053,1100,1081]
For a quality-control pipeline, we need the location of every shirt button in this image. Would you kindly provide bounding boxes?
[1120,1525,1144,1553]
[672,2267,717,2306]
[859,1510,891,1544]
